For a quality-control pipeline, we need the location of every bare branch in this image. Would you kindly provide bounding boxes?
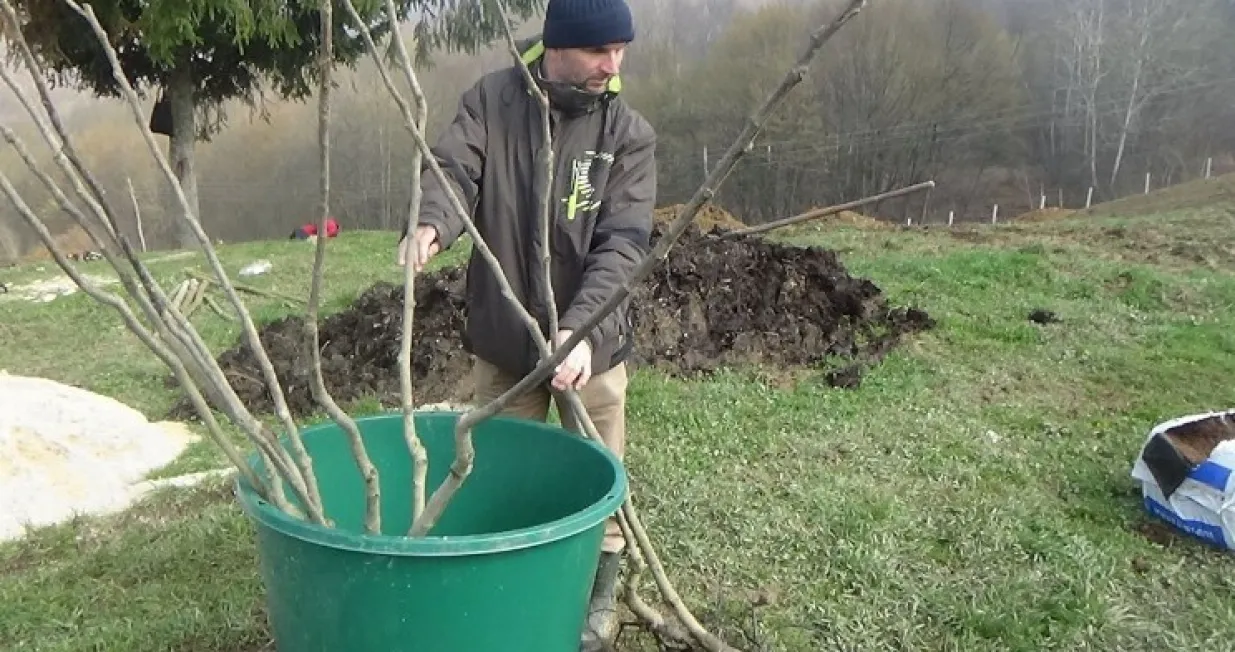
[4,0,322,522]
[381,0,431,529]
[126,178,147,252]
[725,180,935,237]
[303,0,381,533]
[493,3,559,340]
[615,509,696,647]
[559,390,737,651]
[404,4,576,535]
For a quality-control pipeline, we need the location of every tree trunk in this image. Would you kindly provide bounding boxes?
[1108,63,1141,193]
[1109,1,1154,192]
[167,59,200,249]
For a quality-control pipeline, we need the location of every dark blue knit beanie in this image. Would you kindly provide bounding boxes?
[542,0,635,49]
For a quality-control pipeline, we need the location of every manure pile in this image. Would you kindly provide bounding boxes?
[169,224,933,419]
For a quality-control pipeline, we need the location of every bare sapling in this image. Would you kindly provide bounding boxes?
[303,0,385,534]
[383,0,433,530]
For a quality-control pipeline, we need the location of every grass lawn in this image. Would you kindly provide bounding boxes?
[2,205,1234,651]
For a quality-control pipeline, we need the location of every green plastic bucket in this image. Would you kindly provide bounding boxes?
[233,411,628,652]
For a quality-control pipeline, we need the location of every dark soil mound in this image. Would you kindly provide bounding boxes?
[1163,413,1235,465]
[167,225,934,420]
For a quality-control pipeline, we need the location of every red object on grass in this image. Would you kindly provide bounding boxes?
[293,217,340,239]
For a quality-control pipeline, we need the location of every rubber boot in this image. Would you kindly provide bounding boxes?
[579,551,622,651]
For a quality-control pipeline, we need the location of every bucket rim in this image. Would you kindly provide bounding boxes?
[233,410,628,557]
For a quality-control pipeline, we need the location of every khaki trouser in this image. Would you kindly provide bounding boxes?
[471,357,628,554]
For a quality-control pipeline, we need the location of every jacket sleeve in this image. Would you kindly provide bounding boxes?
[408,81,487,250]
[557,114,657,352]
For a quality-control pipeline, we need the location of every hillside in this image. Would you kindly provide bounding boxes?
[2,199,1235,650]
[1082,172,1235,219]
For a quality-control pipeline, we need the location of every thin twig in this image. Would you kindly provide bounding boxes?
[494,4,558,341]
[187,272,305,304]
[303,0,380,534]
[204,294,234,321]
[381,0,430,531]
[127,177,146,252]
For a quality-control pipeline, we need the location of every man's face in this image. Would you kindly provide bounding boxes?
[548,43,626,94]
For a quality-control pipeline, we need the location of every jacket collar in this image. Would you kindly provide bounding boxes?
[516,37,621,118]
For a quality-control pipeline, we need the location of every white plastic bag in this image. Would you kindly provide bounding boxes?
[239,259,273,277]
[1130,409,1235,551]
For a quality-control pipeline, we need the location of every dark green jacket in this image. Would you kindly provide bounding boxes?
[414,36,658,379]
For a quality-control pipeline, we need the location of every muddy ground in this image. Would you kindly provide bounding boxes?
[168,224,934,420]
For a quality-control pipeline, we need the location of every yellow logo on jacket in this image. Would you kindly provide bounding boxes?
[563,149,614,221]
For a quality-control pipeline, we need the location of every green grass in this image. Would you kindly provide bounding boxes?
[3,209,1235,651]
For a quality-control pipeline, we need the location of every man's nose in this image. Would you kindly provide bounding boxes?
[599,53,620,74]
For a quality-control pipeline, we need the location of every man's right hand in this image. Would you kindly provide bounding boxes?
[397,224,441,272]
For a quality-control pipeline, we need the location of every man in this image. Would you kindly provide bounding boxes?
[396,0,656,647]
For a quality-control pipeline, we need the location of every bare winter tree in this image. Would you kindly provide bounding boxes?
[1056,0,1107,193]
[1104,0,1217,191]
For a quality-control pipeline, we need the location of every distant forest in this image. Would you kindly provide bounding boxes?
[3,0,1233,260]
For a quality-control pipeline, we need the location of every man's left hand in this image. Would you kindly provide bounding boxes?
[552,329,592,391]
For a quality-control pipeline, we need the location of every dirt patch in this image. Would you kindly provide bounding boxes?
[177,265,473,419]
[825,210,894,229]
[1015,207,1076,223]
[776,209,894,235]
[1135,520,1180,547]
[654,203,745,232]
[168,225,934,420]
[633,224,933,379]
